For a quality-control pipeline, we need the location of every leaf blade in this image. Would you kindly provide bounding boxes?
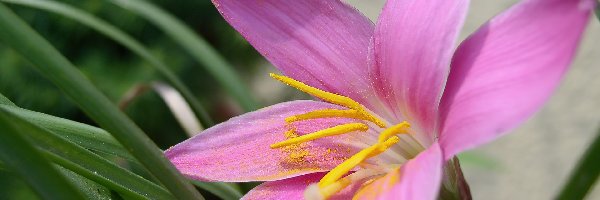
[1,0,214,127]
[0,3,203,199]
[108,0,260,111]
[0,109,85,200]
[556,129,600,200]
[0,105,174,200]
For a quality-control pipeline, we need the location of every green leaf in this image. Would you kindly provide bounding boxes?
[0,110,85,200]
[0,92,16,106]
[0,105,174,200]
[108,0,260,111]
[1,95,239,200]
[595,2,599,22]
[1,0,214,126]
[0,3,203,199]
[192,181,243,200]
[1,105,133,161]
[56,166,113,200]
[556,129,600,200]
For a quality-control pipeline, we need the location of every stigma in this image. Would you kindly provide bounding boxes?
[269,74,412,199]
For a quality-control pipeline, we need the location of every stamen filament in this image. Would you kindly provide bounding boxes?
[270,123,369,149]
[377,121,410,143]
[322,168,384,199]
[286,109,385,127]
[270,73,386,128]
[318,136,400,187]
[286,109,362,123]
[318,177,351,199]
[270,73,361,110]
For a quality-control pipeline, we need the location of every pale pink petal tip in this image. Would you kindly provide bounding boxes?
[212,0,378,109]
[439,0,592,159]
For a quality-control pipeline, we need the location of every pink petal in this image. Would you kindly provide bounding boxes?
[438,0,592,159]
[242,173,362,200]
[371,0,469,143]
[212,0,378,108]
[354,143,443,200]
[165,100,381,182]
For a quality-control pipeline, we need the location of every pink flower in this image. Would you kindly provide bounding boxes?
[165,0,593,199]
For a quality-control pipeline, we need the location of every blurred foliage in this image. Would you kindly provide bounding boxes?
[0,0,262,149]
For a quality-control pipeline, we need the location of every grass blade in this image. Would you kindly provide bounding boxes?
[56,166,113,200]
[0,110,85,200]
[2,0,214,126]
[0,3,203,199]
[108,0,260,111]
[0,94,239,199]
[45,153,171,200]
[0,105,174,200]
[152,82,203,136]
[596,2,599,22]
[556,129,600,200]
[0,92,16,106]
[192,181,243,200]
[1,105,133,160]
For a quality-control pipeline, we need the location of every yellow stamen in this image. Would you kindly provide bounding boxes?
[318,177,352,199]
[270,123,369,149]
[377,121,410,143]
[270,73,361,110]
[270,73,386,128]
[286,109,385,128]
[286,109,362,123]
[268,74,416,199]
[318,136,400,187]
[313,168,383,200]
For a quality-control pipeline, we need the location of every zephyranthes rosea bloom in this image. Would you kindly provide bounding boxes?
[166,0,593,199]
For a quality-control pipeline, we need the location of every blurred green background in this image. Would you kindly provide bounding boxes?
[0,1,266,199]
[0,0,263,149]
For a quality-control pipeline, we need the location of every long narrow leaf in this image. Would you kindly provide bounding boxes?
[1,105,133,160]
[192,181,243,200]
[556,129,600,200]
[1,93,238,199]
[0,105,174,200]
[0,92,16,106]
[108,0,259,111]
[0,110,85,200]
[1,0,214,126]
[57,166,113,200]
[152,82,203,136]
[45,153,171,200]
[0,3,203,199]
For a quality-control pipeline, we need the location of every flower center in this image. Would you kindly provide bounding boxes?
[269,74,414,199]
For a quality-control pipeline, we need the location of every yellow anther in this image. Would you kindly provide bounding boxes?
[271,73,386,128]
[270,73,362,110]
[377,121,410,143]
[286,109,361,123]
[286,109,386,128]
[318,136,400,187]
[270,123,369,149]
